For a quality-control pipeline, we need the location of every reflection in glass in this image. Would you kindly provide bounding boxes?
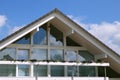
[67,66,78,76]
[0,64,16,76]
[66,51,77,62]
[14,33,30,44]
[0,48,16,61]
[78,51,94,61]
[34,65,47,76]
[50,49,63,61]
[50,25,63,46]
[51,65,64,76]
[33,26,47,45]
[32,49,47,60]
[18,65,29,76]
[18,50,29,60]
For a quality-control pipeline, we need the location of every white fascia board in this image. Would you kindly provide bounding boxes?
[0,61,109,66]
[0,15,55,50]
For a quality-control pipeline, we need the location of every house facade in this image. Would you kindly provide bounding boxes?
[0,9,120,80]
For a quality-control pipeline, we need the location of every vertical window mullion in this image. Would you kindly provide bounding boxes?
[47,24,50,77]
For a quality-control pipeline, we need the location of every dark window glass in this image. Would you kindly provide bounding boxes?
[50,25,63,46]
[33,26,47,45]
[0,48,16,61]
[79,66,95,76]
[51,65,64,76]
[0,64,16,76]
[66,37,81,46]
[34,65,47,76]
[14,33,30,44]
[67,66,78,76]
[98,67,120,78]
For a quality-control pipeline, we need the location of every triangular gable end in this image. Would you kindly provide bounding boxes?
[0,8,120,74]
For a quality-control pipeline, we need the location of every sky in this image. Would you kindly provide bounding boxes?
[0,0,120,55]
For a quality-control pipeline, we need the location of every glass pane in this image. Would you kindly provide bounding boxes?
[0,64,16,76]
[18,65,29,76]
[66,37,81,46]
[33,26,47,45]
[79,66,95,76]
[0,48,16,61]
[50,49,63,61]
[51,65,64,76]
[14,33,30,44]
[34,65,47,76]
[18,50,29,60]
[50,25,63,46]
[78,51,94,62]
[66,51,77,62]
[67,66,78,76]
[32,49,47,61]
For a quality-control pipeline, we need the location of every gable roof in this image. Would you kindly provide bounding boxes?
[0,8,120,73]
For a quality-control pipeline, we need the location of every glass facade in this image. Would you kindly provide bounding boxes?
[14,34,31,44]
[79,66,95,76]
[0,23,110,78]
[67,66,78,76]
[32,49,47,61]
[50,25,63,46]
[34,65,47,76]
[33,26,47,45]
[66,50,77,62]
[50,49,63,61]
[0,48,16,61]
[18,65,29,76]
[18,49,29,60]
[0,64,16,76]
[51,65,64,76]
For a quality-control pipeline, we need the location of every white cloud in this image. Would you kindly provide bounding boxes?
[68,15,120,55]
[9,25,24,35]
[0,15,7,27]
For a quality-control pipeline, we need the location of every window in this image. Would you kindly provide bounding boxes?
[32,49,47,61]
[17,49,29,61]
[18,65,29,76]
[66,37,80,46]
[50,25,63,46]
[67,66,78,76]
[0,48,16,61]
[66,50,77,62]
[0,64,16,76]
[34,65,47,76]
[79,66,95,76]
[78,50,94,61]
[51,65,64,76]
[33,26,47,45]
[14,33,31,44]
[50,49,63,61]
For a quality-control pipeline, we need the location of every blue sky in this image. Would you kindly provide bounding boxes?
[0,0,120,54]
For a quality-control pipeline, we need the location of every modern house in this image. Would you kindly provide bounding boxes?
[0,9,120,80]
